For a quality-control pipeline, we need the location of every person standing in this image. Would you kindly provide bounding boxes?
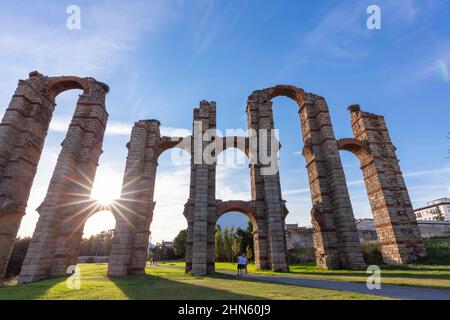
[237,254,245,277]
[243,254,248,275]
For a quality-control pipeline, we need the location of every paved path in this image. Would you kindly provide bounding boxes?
[217,270,450,300]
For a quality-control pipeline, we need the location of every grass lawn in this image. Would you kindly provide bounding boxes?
[162,237,450,291]
[0,264,389,300]
[200,262,450,291]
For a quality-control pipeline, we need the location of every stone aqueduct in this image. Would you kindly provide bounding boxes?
[0,72,426,282]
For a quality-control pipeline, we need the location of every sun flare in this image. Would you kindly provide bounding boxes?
[90,173,122,205]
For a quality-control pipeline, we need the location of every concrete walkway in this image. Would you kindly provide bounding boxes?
[217,270,450,300]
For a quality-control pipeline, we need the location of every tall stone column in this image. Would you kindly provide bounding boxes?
[108,120,159,276]
[19,79,109,283]
[0,72,54,280]
[249,165,269,269]
[300,94,365,270]
[247,91,288,271]
[349,105,426,264]
[188,101,216,275]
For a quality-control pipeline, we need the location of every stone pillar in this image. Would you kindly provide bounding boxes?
[108,120,159,276]
[300,94,365,270]
[188,101,216,275]
[0,72,54,280]
[184,200,194,273]
[19,79,109,283]
[0,213,23,279]
[349,105,426,264]
[246,91,288,271]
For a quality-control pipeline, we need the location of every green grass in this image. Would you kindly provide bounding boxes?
[162,261,450,292]
[160,237,450,292]
[423,237,450,265]
[0,264,389,300]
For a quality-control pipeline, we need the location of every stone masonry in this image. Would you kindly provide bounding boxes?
[0,71,109,282]
[250,86,366,270]
[338,105,426,264]
[0,73,425,282]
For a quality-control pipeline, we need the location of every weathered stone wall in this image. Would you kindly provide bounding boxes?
[418,221,450,238]
[187,101,217,275]
[18,75,109,283]
[345,105,426,264]
[1,74,424,282]
[108,120,189,276]
[250,85,365,270]
[0,71,109,282]
[300,94,365,270]
[247,90,290,272]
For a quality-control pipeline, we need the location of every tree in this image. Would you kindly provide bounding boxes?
[215,225,224,261]
[173,229,187,258]
[79,229,114,257]
[245,245,253,262]
[5,237,31,278]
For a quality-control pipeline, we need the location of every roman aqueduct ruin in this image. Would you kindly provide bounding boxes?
[0,72,426,282]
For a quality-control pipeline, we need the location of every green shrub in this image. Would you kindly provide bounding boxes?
[288,247,315,263]
[422,237,450,264]
[5,237,31,279]
[362,241,383,265]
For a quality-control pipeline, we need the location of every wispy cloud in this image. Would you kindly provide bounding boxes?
[49,115,190,137]
[191,0,249,54]
[0,1,181,109]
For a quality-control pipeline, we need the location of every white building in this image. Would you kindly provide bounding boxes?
[414,198,450,221]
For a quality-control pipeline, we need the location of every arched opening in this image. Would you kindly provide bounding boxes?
[8,89,83,276]
[17,88,83,237]
[336,138,380,261]
[216,147,251,201]
[215,212,254,265]
[214,201,257,267]
[338,150,378,258]
[46,77,88,99]
[151,147,190,260]
[77,210,116,264]
[270,95,314,263]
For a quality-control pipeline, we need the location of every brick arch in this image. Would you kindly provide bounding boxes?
[217,136,250,158]
[215,200,256,225]
[0,71,110,282]
[337,138,371,158]
[247,85,367,270]
[156,136,192,158]
[263,85,308,106]
[46,76,89,99]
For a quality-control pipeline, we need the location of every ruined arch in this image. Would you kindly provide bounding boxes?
[247,85,366,270]
[215,200,256,224]
[0,71,109,282]
[107,120,193,277]
[337,105,426,264]
[0,72,426,282]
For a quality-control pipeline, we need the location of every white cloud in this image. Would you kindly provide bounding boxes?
[48,115,190,137]
[0,1,182,111]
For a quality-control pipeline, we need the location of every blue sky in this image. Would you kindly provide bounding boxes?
[0,0,449,242]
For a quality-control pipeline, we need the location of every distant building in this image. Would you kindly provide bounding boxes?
[354,218,450,240]
[285,223,314,250]
[414,198,450,221]
[285,217,450,250]
[161,241,174,249]
[355,219,378,243]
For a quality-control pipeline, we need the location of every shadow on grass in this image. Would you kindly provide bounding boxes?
[0,274,263,300]
[287,267,450,281]
[109,273,266,300]
[0,277,68,300]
